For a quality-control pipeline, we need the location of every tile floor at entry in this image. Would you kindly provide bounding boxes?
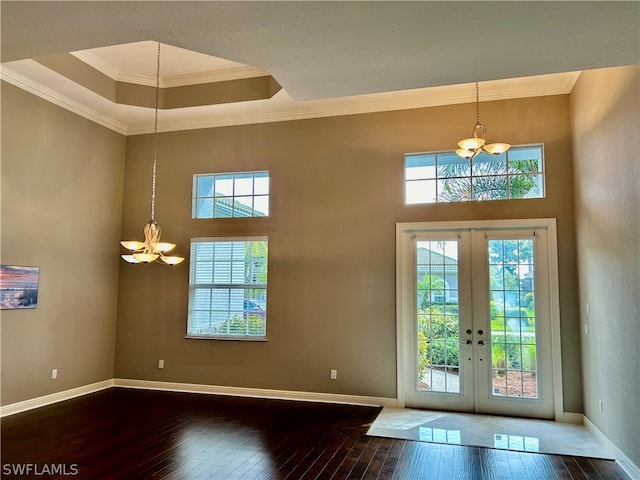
[367,408,614,459]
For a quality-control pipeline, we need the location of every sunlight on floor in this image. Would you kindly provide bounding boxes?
[367,408,615,459]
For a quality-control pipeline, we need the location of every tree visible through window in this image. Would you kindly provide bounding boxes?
[187,238,268,339]
[405,145,544,204]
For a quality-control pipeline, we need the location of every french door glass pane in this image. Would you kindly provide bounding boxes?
[416,240,460,393]
[488,239,538,399]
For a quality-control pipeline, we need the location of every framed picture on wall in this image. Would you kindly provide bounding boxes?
[0,265,40,310]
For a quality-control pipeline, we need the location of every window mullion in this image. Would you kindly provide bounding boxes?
[404,145,544,204]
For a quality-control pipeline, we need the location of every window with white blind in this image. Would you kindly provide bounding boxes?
[187,237,268,340]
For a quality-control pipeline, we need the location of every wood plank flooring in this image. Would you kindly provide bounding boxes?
[1,388,631,479]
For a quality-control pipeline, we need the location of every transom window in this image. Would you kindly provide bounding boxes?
[193,171,269,218]
[187,238,268,340]
[405,145,544,204]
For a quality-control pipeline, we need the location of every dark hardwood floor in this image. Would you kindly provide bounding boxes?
[1,388,630,479]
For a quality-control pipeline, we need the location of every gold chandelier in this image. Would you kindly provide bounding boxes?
[120,43,184,266]
[456,82,510,160]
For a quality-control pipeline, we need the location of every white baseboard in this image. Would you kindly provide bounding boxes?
[584,416,640,479]
[555,411,584,424]
[0,378,640,480]
[3,378,638,480]
[0,379,114,417]
[0,377,396,417]
[113,378,399,408]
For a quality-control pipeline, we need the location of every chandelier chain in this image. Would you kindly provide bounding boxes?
[151,42,161,222]
[119,41,184,265]
[475,82,480,123]
[455,81,510,160]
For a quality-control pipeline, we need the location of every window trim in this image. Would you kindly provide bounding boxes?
[192,170,270,219]
[186,236,269,342]
[404,144,545,205]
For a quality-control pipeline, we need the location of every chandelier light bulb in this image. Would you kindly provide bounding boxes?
[458,137,485,151]
[132,252,160,263]
[160,256,185,266]
[456,82,510,160]
[455,148,475,159]
[120,241,145,251]
[484,142,511,155]
[151,242,176,253]
[121,254,141,264]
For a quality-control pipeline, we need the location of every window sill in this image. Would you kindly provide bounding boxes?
[184,335,268,342]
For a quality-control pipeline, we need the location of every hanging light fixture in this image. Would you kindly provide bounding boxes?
[456,82,510,160]
[120,42,184,266]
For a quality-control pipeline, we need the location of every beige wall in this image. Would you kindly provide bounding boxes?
[570,66,640,466]
[0,83,125,405]
[4,64,639,464]
[115,94,583,412]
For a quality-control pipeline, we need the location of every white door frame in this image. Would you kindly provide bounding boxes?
[396,218,567,421]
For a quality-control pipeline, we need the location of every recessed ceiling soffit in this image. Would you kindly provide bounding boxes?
[34,42,282,109]
[0,38,583,136]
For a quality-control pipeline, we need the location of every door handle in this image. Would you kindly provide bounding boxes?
[478,340,486,345]
[465,340,472,345]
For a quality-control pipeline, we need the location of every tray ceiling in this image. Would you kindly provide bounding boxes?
[1,2,637,135]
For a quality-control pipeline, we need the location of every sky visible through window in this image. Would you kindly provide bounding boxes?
[405,145,544,204]
[193,171,269,218]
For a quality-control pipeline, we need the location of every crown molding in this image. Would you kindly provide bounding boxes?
[128,74,581,135]
[161,66,272,88]
[70,51,121,80]
[476,71,581,102]
[126,88,480,135]
[563,71,582,93]
[115,67,269,88]
[0,66,128,135]
[2,61,582,137]
[114,67,272,88]
[71,50,270,88]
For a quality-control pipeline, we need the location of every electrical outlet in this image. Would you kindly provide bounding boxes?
[51,369,58,380]
[330,369,337,380]
[158,359,164,369]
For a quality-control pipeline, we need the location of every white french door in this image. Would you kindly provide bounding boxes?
[397,220,560,419]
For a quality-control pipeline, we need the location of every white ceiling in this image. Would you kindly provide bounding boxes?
[1,2,638,135]
[76,42,251,79]
[71,42,271,87]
